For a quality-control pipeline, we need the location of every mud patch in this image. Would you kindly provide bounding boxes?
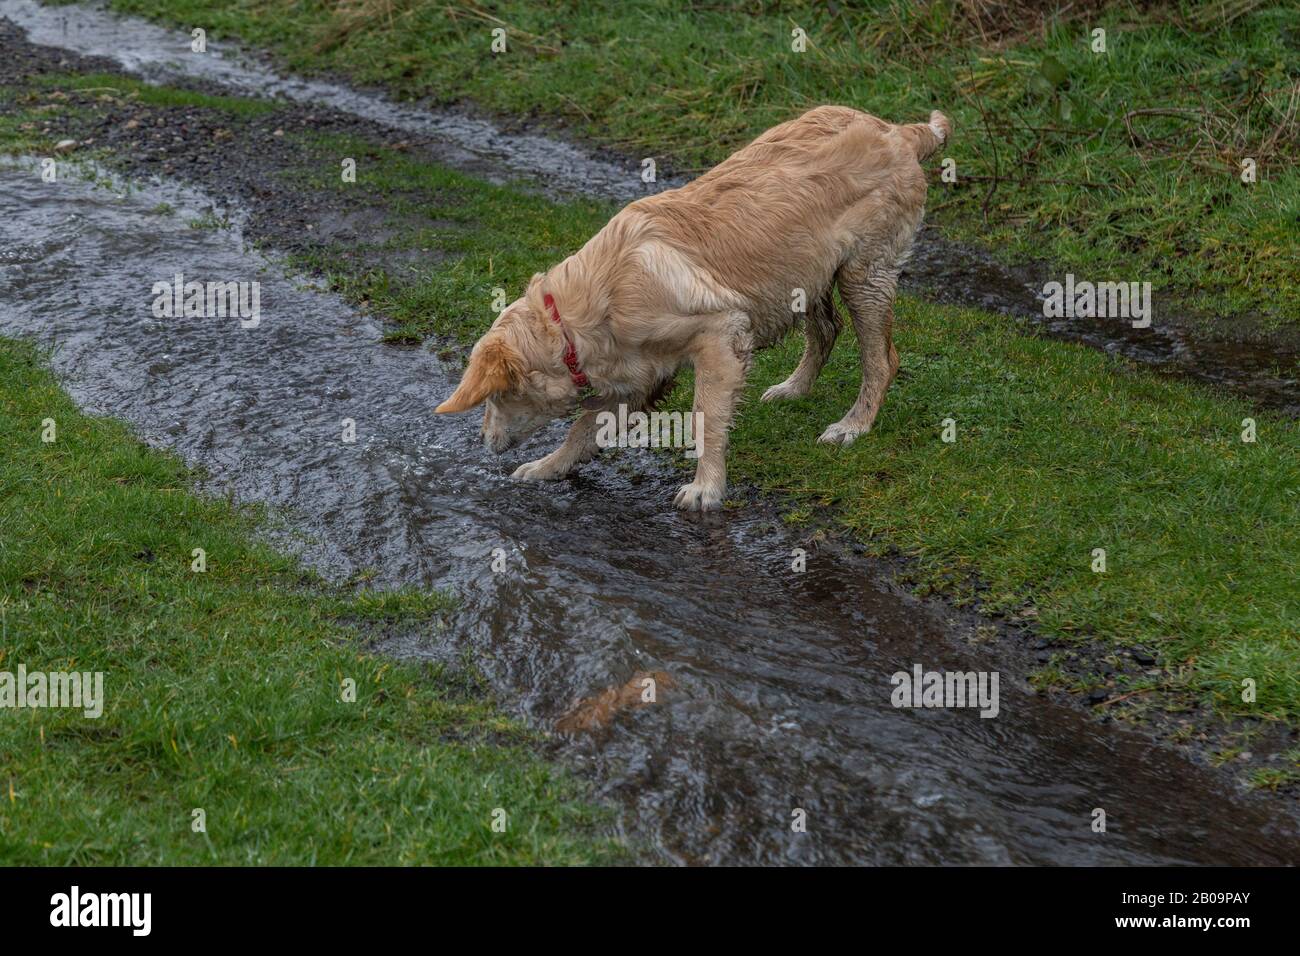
[905,229,1300,415]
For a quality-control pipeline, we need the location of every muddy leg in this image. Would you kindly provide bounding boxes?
[674,314,752,511]
[511,407,607,481]
[818,259,900,445]
[761,292,842,402]
[512,373,676,482]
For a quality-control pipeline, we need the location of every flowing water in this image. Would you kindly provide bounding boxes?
[4,0,1298,864]
[3,0,1295,412]
[3,162,1297,865]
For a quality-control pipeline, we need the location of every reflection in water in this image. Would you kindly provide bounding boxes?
[2,163,1296,865]
[556,671,676,734]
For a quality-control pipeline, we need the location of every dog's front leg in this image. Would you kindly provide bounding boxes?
[674,317,752,511]
[511,408,606,481]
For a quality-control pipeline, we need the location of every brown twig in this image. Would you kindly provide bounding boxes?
[1096,687,1160,707]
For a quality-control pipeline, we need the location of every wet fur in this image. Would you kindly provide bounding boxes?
[437,105,950,510]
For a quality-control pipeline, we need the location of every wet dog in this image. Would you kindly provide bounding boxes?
[436,106,950,510]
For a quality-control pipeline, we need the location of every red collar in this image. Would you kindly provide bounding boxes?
[543,293,589,388]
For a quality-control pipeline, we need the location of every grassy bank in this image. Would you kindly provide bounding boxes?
[32,71,277,116]
[2,49,1296,775]
[101,0,1300,329]
[258,124,1300,731]
[0,339,618,864]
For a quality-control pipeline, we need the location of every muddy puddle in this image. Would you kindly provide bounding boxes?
[4,0,1295,412]
[4,161,1298,864]
[904,232,1300,415]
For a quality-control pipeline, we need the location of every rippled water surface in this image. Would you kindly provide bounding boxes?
[3,163,1296,864]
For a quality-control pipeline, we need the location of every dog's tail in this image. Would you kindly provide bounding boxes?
[903,110,950,162]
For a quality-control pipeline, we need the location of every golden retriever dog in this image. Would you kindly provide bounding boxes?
[436,105,950,510]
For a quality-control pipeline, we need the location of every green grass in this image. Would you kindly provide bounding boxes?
[1248,749,1300,790]
[100,0,1300,327]
[32,71,276,116]
[0,69,274,159]
[0,113,47,154]
[3,59,1290,732]
[280,126,1300,726]
[0,339,619,865]
[285,130,614,344]
[718,296,1298,723]
[0,83,85,155]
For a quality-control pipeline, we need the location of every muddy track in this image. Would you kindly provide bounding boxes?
[3,0,1298,411]
[2,5,1299,863]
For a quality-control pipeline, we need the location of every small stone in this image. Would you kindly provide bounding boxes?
[1133,649,1157,665]
[1088,689,1109,705]
[272,128,284,137]
[1238,751,1252,761]
[53,139,77,154]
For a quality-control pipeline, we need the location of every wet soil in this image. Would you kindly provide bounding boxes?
[3,0,1294,413]
[2,2,1298,863]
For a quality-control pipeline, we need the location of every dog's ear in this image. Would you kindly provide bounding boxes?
[436,338,523,413]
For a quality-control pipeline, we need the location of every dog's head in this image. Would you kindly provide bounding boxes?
[435,295,580,453]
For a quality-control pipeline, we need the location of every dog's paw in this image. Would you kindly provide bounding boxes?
[673,480,723,511]
[760,379,809,402]
[511,458,568,481]
[817,421,868,445]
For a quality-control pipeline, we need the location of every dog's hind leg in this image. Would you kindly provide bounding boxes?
[817,254,901,445]
[760,291,842,402]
